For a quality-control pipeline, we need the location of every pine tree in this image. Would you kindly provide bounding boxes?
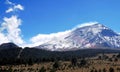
[39,66,46,72]
[103,68,106,72]
[109,67,114,72]
[28,58,33,65]
[53,61,60,69]
[71,58,77,66]
[80,59,87,67]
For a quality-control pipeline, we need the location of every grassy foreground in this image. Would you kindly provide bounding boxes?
[1,53,120,72]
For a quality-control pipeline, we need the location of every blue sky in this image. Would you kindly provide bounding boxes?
[0,0,120,46]
[20,0,120,35]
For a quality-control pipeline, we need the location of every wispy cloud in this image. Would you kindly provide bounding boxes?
[6,8,13,13]
[0,33,9,44]
[6,0,14,5]
[1,15,24,44]
[76,21,98,28]
[28,30,71,47]
[0,0,24,45]
[5,0,24,13]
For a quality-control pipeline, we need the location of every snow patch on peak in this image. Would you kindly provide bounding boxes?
[91,27,101,34]
[73,22,108,35]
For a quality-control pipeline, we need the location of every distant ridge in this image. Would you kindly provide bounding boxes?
[0,42,19,49]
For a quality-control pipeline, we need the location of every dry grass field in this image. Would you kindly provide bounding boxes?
[1,53,120,72]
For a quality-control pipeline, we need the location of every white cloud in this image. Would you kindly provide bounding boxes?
[6,8,14,13]
[5,0,24,13]
[0,33,9,44]
[6,0,14,5]
[27,30,71,47]
[0,15,24,45]
[0,0,25,46]
[76,21,98,28]
[14,4,24,10]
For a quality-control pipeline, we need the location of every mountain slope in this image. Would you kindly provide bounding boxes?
[0,42,19,49]
[36,23,120,51]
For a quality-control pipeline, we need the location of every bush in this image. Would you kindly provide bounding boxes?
[114,58,118,62]
[50,68,56,72]
[103,68,106,72]
[109,67,114,72]
[53,61,60,69]
[71,58,77,66]
[39,66,46,72]
[79,59,87,67]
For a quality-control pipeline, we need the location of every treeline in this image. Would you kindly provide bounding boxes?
[0,47,21,65]
[0,47,120,65]
[21,48,120,62]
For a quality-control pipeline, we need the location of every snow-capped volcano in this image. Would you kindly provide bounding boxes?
[36,22,120,51]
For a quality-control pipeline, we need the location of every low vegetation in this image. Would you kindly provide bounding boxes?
[1,47,120,72]
[1,52,120,72]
